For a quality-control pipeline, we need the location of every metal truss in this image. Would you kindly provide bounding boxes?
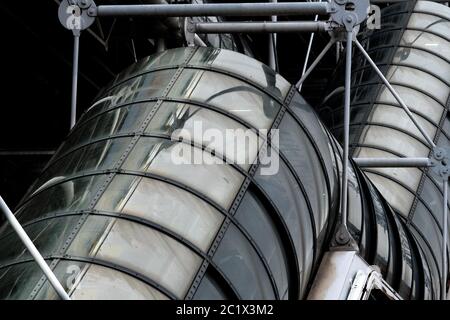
[1,0,449,300]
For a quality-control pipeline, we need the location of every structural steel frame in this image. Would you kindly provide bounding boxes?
[0,0,449,300]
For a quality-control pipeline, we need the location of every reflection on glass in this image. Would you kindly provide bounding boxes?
[123,137,244,209]
[71,264,169,300]
[169,69,281,129]
[190,47,290,100]
[213,224,275,299]
[96,175,224,252]
[146,101,261,171]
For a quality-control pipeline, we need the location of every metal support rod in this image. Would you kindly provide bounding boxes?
[295,38,335,90]
[0,196,70,300]
[268,0,277,71]
[354,39,437,149]
[340,31,353,229]
[298,0,322,92]
[70,34,80,130]
[354,157,433,168]
[443,180,448,300]
[193,21,328,34]
[194,34,207,47]
[95,2,331,17]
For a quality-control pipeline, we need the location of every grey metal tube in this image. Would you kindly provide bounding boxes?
[95,2,331,17]
[194,21,328,33]
[70,34,80,130]
[0,196,70,300]
[295,38,335,89]
[354,39,437,149]
[268,0,278,71]
[354,157,433,168]
[298,0,322,92]
[341,31,353,229]
[443,180,448,300]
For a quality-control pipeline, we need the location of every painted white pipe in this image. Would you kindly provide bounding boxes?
[0,196,70,300]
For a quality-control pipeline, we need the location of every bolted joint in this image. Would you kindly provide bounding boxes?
[329,0,370,31]
[431,147,450,180]
[58,0,97,32]
[331,224,359,251]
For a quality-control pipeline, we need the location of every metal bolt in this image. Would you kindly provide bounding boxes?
[435,149,445,160]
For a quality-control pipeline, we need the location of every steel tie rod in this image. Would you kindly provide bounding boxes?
[94,2,331,17]
[340,31,353,230]
[0,196,70,300]
[295,38,335,89]
[354,39,437,150]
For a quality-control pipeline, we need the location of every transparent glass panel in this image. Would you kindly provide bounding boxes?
[279,113,329,236]
[365,172,413,218]
[235,191,289,299]
[96,175,224,252]
[413,1,450,22]
[377,85,444,124]
[16,175,107,224]
[419,177,448,227]
[34,260,86,300]
[66,215,113,258]
[32,137,132,194]
[122,137,244,209]
[347,165,363,243]
[111,48,194,87]
[0,262,45,300]
[358,126,429,158]
[193,271,228,300]
[288,92,338,202]
[71,264,169,300]
[255,161,314,296]
[97,69,176,107]
[69,217,202,299]
[190,47,291,100]
[367,104,437,145]
[385,65,448,105]
[365,179,390,276]
[146,101,261,170]
[410,227,441,299]
[168,69,281,129]
[412,203,443,277]
[0,216,80,267]
[393,47,450,85]
[408,13,450,41]
[393,217,413,299]
[402,30,450,68]
[60,102,154,155]
[213,224,275,299]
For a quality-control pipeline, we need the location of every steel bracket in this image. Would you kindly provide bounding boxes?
[58,0,97,35]
[184,17,196,47]
[328,0,370,32]
[431,147,450,181]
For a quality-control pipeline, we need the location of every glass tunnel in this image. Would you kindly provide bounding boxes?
[0,0,448,300]
[321,0,450,299]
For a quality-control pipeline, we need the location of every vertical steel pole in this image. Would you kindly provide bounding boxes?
[70,33,80,129]
[340,31,353,229]
[268,0,277,71]
[443,180,448,300]
[0,196,70,300]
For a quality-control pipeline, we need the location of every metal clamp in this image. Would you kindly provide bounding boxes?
[431,147,450,181]
[58,0,96,35]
